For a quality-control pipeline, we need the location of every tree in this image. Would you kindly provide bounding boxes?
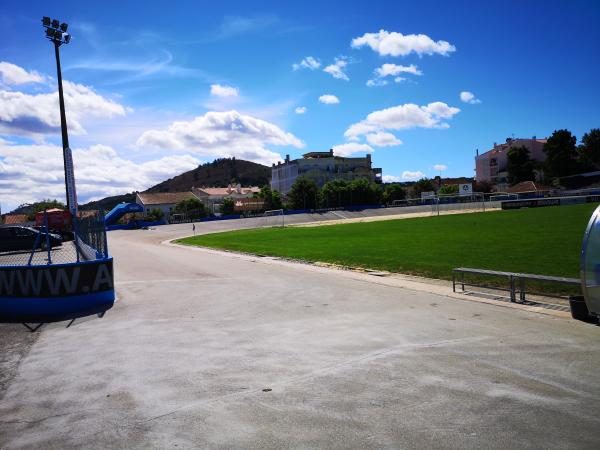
[319,179,350,208]
[27,199,66,220]
[347,178,382,205]
[174,198,207,220]
[473,180,493,193]
[543,129,580,178]
[383,184,406,204]
[579,128,600,170]
[221,197,235,215]
[438,184,459,195]
[258,185,283,210]
[411,178,436,198]
[506,145,535,185]
[146,208,164,222]
[288,177,319,210]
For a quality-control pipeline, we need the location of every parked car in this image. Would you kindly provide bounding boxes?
[0,226,62,252]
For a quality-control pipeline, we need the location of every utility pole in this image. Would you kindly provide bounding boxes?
[42,17,77,215]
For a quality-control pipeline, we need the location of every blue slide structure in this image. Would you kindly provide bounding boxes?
[105,202,144,226]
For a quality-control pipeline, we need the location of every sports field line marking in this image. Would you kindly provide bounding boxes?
[115,277,242,285]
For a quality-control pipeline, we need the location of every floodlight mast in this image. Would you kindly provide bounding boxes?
[41,17,78,215]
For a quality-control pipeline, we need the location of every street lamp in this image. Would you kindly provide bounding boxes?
[41,16,77,215]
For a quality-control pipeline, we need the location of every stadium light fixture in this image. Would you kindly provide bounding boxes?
[42,17,71,46]
[41,16,78,214]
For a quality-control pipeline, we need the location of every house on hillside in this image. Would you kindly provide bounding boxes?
[1,214,30,225]
[271,150,382,194]
[135,192,197,221]
[475,137,547,189]
[192,184,261,213]
[506,181,552,197]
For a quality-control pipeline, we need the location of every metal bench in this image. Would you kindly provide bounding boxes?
[514,273,579,302]
[452,267,580,303]
[453,267,519,301]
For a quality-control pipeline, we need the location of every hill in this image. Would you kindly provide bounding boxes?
[78,158,270,211]
[146,158,270,193]
[79,192,137,212]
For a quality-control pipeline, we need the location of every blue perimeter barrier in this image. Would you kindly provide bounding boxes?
[0,212,115,325]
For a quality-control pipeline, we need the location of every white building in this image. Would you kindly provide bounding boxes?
[271,150,382,194]
[135,192,197,221]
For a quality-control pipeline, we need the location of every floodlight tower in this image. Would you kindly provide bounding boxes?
[41,16,78,215]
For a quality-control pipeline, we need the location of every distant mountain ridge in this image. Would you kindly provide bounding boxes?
[146,157,270,193]
[79,158,270,211]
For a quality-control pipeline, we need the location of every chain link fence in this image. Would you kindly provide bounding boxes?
[0,211,107,267]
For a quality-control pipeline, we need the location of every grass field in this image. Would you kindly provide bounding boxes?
[177,204,597,288]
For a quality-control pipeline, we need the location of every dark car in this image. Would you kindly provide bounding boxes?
[0,226,62,253]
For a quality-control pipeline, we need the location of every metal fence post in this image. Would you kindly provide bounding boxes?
[72,214,81,263]
[509,275,516,302]
[101,212,109,258]
[44,211,52,265]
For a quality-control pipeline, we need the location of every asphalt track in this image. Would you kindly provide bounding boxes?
[1,212,600,449]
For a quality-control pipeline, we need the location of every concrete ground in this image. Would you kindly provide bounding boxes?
[1,213,600,449]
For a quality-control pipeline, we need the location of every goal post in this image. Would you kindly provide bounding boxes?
[263,209,285,228]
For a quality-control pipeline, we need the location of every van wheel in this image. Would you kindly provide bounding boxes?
[40,241,48,251]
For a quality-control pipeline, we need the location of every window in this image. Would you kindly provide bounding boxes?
[14,228,34,237]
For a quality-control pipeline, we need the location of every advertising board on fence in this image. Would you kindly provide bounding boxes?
[0,259,115,323]
[459,183,473,196]
[0,259,113,298]
[501,195,600,210]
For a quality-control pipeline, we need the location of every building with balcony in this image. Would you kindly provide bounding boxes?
[475,137,547,188]
[271,149,382,194]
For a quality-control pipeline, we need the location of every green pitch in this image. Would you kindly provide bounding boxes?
[177,204,596,284]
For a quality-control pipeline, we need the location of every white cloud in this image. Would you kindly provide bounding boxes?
[295,106,307,114]
[0,61,45,85]
[367,63,422,87]
[0,80,130,138]
[433,164,447,171]
[318,94,340,105]
[375,63,422,77]
[366,131,402,147]
[0,141,200,210]
[67,50,204,85]
[292,56,321,71]
[382,175,401,183]
[366,79,388,87]
[351,30,456,57]
[402,170,426,180]
[136,110,304,165]
[331,142,374,157]
[460,91,481,104]
[344,121,379,139]
[344,101,460,139]
[210,84,239,97]
[323,57,350,81]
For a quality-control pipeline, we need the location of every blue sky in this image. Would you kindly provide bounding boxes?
[1,0,599,210]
